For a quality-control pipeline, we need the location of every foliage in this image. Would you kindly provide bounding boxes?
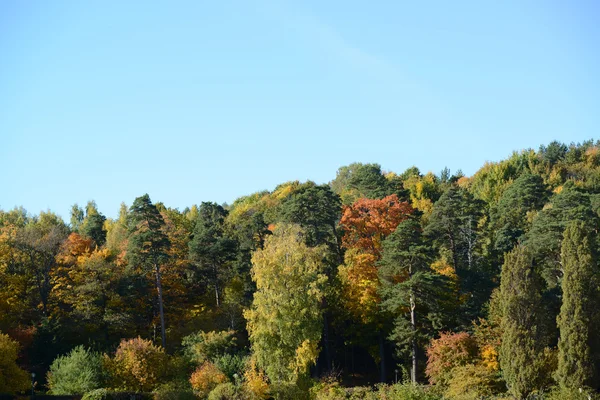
[81,389,154,400]
[309,381,442,400]
[425,332,478,387]
[555,221,600,389]
[189,362,228,398]
[47,345,104,395]
[213,353,248,381]
[242,358,269,400]
[379,218,446,382]
[207,382,243,400]
[245,224,327,384]
[499,246,553,398]
[340,194,413,256]
[444,363,504,399]
[0,332,29,393]
[182,330,238,366]
[105,337,169,393]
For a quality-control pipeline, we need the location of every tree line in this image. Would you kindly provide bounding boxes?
[1,139,600,399]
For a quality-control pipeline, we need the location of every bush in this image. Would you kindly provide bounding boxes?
[151,381,195,400]
[213,354,248,381]
[309,382,441,400]
[82,389,153,400]
[425,332,478,386]
[182,330,237,366]
[444,364,505,399]
[105,337,169,392]
[190,362,228,398]
[379,383,443,400]
[0,333,29,394]
[543,386,599,400]
[208,382,242,400]
[242,359,269,400]
[47,346,104,395]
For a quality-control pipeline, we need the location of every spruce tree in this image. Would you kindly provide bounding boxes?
[555,221,600,389]
[499,245,551,399]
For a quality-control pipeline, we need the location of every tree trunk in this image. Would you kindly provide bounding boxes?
[323,311,332,372]
[410,291,417,384]
[213,263,220,307]
[379,330,386,382]
[155,263,166,348]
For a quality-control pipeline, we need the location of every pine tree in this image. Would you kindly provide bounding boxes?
[379,218,444,383]
[499,245,551,399]
[127,194,170,348]
[555,221,600,389]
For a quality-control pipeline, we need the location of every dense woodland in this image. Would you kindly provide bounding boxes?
[1,139,600,399]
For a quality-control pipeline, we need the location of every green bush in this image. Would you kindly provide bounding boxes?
[379,383,443,400]
[82,389,153,400]
[309,382,442,400]
[151,380,194,400]
[213,354,248,381]
[208,382,243,400]
[543,386,599,400]
[182,330,237,366]
[47,346,104,395]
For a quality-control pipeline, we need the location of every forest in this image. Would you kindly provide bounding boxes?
[1,139,600,400]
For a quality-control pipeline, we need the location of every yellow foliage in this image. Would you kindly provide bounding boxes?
[243,358,269,400]
[189,361,227,397]
[0,333,29,393]
[338,249,379,324]
[293,339,319,376]
[480,345,499,372]
[106,337,168,392]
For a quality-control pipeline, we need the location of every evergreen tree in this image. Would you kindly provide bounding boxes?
[127,194,171,348]
[189,202,237,307]
[555,221,600,389]
[499,245,551,398]
[379,218,444,383]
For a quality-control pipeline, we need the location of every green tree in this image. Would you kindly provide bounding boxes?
[526,186,599,287]
[425,186,488,326]
[244,224,327,385]
[491,173,548,255]
[499,245,552,398]
[189,202,237,307]
[0,332,29,393]
[555,221,600,389]
[127,194,171,348]
[379,218,444,383]
[47,345,104,395]
[330,163,394,204]
[80,201,107,247]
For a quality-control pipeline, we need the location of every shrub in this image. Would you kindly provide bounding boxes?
[425,332,478,386]
[47,345,104,395]
[182,330,237,366]
[105,337,169,392]
[380,383,443,400]
[444,363,505,399]
[243,359,269,400]
[213,353,248,381]
[82,389,153,400]
[208,382,242,400]
[0,332,29,393]
[190,362,228,398]
[543,386,599,400]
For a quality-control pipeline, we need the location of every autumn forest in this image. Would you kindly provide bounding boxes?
[2,139,600,400]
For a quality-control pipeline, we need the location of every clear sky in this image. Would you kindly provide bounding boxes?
[1,0,599,220]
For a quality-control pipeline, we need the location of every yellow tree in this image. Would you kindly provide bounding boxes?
[245,224,327,388]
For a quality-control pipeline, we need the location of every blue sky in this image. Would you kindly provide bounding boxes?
[1,0,598,220]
